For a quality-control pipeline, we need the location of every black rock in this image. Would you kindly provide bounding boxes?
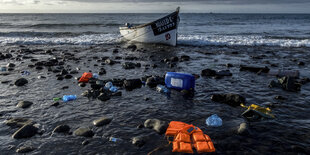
[211,93,245,107]
[51,102,59,107]
[14,78,28,86]
[270,76,301,92]
[98,92,111,101]
[92,117,112,126]
[274,95,287,100]
[226,63,233,67]
[105,59,115,65]
[298,61,305,66]
[180,55,190,61]
[69,70,79,74]
[7,63,16,68]
[201,69,217,76]
[123,79,142,90]
[57,76,64,80]
[35,66,43,70]
[132,136,146,147]
[240,65,270,74]
[91,84,101,90]
[16,101,33,108]
[170,56,179,62]
[82,140,90,146]
[122,62,136,69]
[52,125,70,134]
[12,124,38,139]
[144,119,168,134]
[61,69,68,75]
[16,146,35,153]
[127,45,137,51]
[64,74,73,79]
[113,49,119,53]
[73,127,94,137]
[145,76,165,88]
[79,83,86,87]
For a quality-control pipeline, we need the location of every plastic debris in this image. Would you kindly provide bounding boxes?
[206,114,222,127]
[241,103,275,119]
[62,95,77,102]
[53,97,61,101]
[79,72,92,83]
[21,71,30,76]
[1,67,7,71]
[109,137,122,142]
[92,73,99,79]
[165,72,195,90]
[109,86,118,93]
[104,82,113,90]
[165,121,215,153]
[156,85,170,94]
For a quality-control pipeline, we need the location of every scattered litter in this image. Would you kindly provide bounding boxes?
[92,73,99,79]
[21,71,30,76]
[165,121,215,153]
[165,72,195,91]
[156,85,170,94]
[241,103,275,120]
[104,82,113,90]
[109,137,122,142]
[79,72,93,83]
[206,114,222,127]
[0,66,7,71]
[109,86,118,93]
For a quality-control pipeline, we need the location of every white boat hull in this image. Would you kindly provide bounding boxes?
[120,25,177,46]
[119,7,179,46]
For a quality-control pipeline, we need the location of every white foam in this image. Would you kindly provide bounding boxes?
[0,34,120,45]
[178,34,310,47]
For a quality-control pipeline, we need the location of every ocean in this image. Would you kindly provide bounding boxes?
[0,13,310,154]
[0,13,310,47]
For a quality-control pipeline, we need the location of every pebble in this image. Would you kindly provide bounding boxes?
[132,136,146,147]
[16,101,33,108]
[93,117,112,127]
[73,127,94,137]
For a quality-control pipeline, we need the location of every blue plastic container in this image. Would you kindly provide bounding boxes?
[165,72,195,90]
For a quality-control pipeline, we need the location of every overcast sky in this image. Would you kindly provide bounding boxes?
[0,0,309,13]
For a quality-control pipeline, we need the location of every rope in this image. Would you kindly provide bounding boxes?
[147,141,171,155]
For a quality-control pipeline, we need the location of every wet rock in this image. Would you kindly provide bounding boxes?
[170,56,179,62]
[237,122,249,135]
[16,146,35,153]
[52,125,70,134]
[5,118,32,128]
[216,70,232,77]
[37,76,46,79]
[135,63,141,68]
[57,76,64,80]
[132,136,146,147]
[127,45,137,51]
[1,80,11,84]
[69,70,79,74]
[274,95,287,100]
[64,74,73,79]
[61,69,68,75]
[51,102,59,107]
[93,117,112,127]
[211,93,245,107]
[240,65,270,74]
[62,86,69,89]
[113,49,119,53]
[14,78,28,86]
[97,92,111,101]
[137,124,144,129]
[226,63,233,67]
[298,61,305,66]
[145,76,164,88]
[180,55,190,61]
[82,140,90,146]
[7,63,16,68]
[105,59,115,65]
[16,101,33,108]
[12,124,38,139]
[201,69,216,76]
[36,66,44,70]
[73,127,94,137]
[123,79,142,90]
[144,119,168,134]
[79,83,86,87]
[122,62,136,69]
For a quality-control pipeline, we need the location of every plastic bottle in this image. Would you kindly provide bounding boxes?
[104,82,113,90]
[62,95,77,102]
[156,85,170,94]
[92,73,99,79]
[109,86,118,93]
[109,137,122,142]
[21,71,30,76]
[0,67,7,72]
[206,114,222,127]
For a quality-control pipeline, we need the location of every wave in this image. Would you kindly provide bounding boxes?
[0,34,120,45]
[26,23,120,28]
[178,34,310,47]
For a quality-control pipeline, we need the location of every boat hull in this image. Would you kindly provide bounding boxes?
[120,25,177,46]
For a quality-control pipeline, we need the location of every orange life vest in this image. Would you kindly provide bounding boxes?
[165,121,215,154]
[79,72,93,83]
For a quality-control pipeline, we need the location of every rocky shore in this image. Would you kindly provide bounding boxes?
[0,43,310,154]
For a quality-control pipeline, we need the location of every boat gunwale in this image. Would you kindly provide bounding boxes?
[119,7,180,30]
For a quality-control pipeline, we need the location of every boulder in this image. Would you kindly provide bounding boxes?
[92,117,112,126]
[269,76,301,92]
[14,78,28,86]
[73,127,94,137]
[12,124,38,139]
[16,101,33,108]
[123,79,142,90]
[211,93,245,107]
[240,65,270,74]
[201,69,216,76]
[144,119,168,134]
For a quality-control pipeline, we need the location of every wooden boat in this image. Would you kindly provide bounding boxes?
[119,7,180,46]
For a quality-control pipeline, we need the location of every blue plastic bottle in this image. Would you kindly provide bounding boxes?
[206,114,222,127]
[156,85,170,94]
[104,82,113,90]
[62,95,77,102]
[109,86,118,93]
[92,73,99,79]
[165,72,195,90]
